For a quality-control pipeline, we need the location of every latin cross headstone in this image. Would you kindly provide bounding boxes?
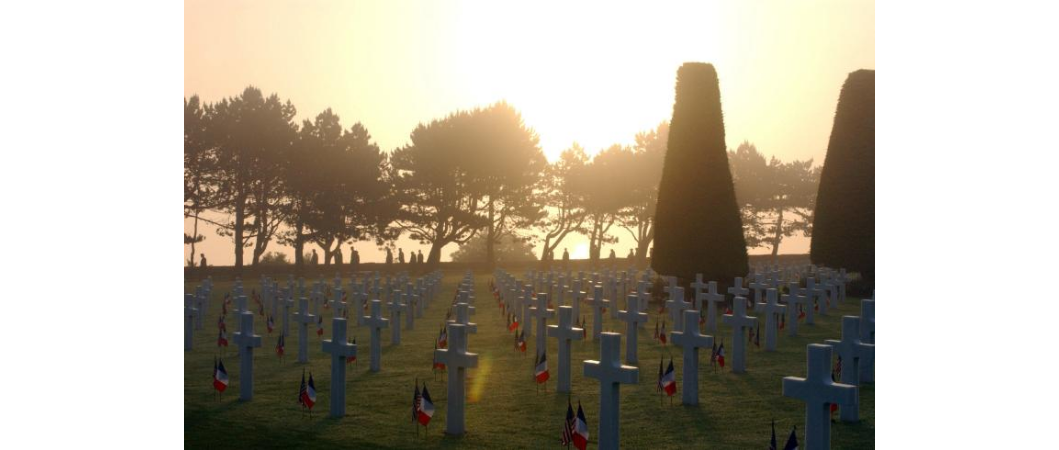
[529,292,555,358]
[232,311,262,401]
[434,323,478,436]
[721,295,757,373]
[700,281,726,333]
[546,306,585,393]
[690,274,708,307]
[670,309,714,405]
[749,275,769,305]
[754,288,787,351]
[825,316,874,422]
[362,300,389,372]
[586,284,606,340]
[449,302,478,334]
[583,332,639,450]
[402,287,415,330]
[280,289,292,337]
[665,286,691,332]
[783,344,857,449]
[388,296,406,345]
[617,294,649,364]
[783,282,808,337]
[860,299,875,382]
[322,317,357,418]
[293,297,316,363]
[801,279,822,324]
[184,294,199,351]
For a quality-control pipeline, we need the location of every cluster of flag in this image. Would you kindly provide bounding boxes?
[276,335,285,357]
[534,351,550,384]
[798,304,806,320]
[299,370,317,412]
[412,381,435,427]
[710,341,726,368]
[657,358,677,396]
[507,313,519,332]
[769,421,799,450]
[653,319,668,345]
[217,315,229,347]
[514,328,527,353]
[316,316,324,336]
[559,400,589,450]
[213,358,228,393]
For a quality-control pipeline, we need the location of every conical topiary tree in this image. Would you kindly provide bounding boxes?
[652,63,748,283]
[811,69,875,289]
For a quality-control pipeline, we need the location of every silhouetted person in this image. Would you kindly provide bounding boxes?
[562,248,570,266]
[627,249,634,260]
[398,248,405,264]
[350,246,360,270]
[335,248,344,265]
[310,249,319,265]
[608,249,616,262]
[385,248,393,266]
[199,253,207,268]
[418,250,424,265]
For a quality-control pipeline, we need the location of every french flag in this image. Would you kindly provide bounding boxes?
[661,359,677,396]
[300,372,317,409]
[347,338,357,364]
[317,317,324,336]
[417,383,435,426]
[535,351,550,384]
[717,343,726,368]
[573,401,589,450]
[276,335,285,357]
[267,315,275,334]
[659,320,667,345]
[508,315,519,332]
[213,359,229,392]
[217,329,228,347]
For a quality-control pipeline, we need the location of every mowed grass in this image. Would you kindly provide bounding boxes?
[185,273,874,449]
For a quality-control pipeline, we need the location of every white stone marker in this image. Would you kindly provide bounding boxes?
[293,298,315,363]
[749,275,768,305]
[727,277,749,299]
[859,299,875,383]
[281,290,292,337]
[783,344,857,450]
[449,302,478,334]
[670,309,714,405]
[184,294,198,351]
[434,323,478,436]
[583,332,639,450]
[754,288,787,352]
[547,306,585,393]
[363,300,389,372]
[194,288,205,330]
[586,284,606,340]
[322,317,357,418]
[700,282,726,333]
[521,285,534,337]
[387,296,406,345]
[783,282,808,337]
[617,294,649,364]
[721,295,757,373]
[665,286,691,332]
[529,292,555,358]
[803,278,822,323]
[825,316,874,422]
[403,287,415,330]
[233,311,262,401]
[690,274,708,307]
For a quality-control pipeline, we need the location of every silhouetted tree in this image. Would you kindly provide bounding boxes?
[576,145,630,262]
[208,86,297,269]
[618,122,668,266]
[534,143,589,262]
[811,69,875,286]
[391,110,489,265]
[286,110,396,267]
[653,63,748,282]
[729,141,820,256]
[184,96,214,266]
[450,233,537,263]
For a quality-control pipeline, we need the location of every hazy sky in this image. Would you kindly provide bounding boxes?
[184,0,874,265]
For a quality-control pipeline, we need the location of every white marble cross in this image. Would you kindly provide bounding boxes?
[521,285,534,337]
[721,295,757,373]
[583,332,639,449]
[194,288,205,330]
[547,306,585,393]
[184,294,199,351]
[749,274,769,305]
[700,281,726,333]
[859,299,875,383]
[727,277,749,299]
[754,288,787,352]
[690,274,708,307]
[802,278,822,323]
[617,294,649,364]
[363,300,389,372]
[233,311,262,401]
[280,289,292,337]
[586,284,606,340]
[825,316,874,422]
[322,317,357,418]
[782,282,808,337]
[783,344,857,449]
[293,298,316,363]
[529,292,555,358]
[435,323,478,436]
[449,302,478,334]
[387,295,406,345]
[671,309,714,405]
[665,286,691,332]
[402,285,415,330]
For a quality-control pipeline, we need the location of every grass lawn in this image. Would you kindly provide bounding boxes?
[185,272,874,449]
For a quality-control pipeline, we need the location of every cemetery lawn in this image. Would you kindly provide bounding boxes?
[185,273,873,449]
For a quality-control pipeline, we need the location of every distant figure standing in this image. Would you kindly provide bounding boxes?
[311,249,320,265]
[627,249,634,261]
[562,248,570,266]
[199,253,207,268]
[608,249,616,262]
[398,248,406,264]
[417,250,424,265]
[334,248,344,265]
[350,246,360,270]
[385,248,394,266]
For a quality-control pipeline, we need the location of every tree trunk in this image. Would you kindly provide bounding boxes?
[234,196,245,271]
[294,220,305,268]
[486,197,496,269]
[427,242,444,266]
[540,235,552,261]
[189,212,199,267]
[635,223,652,267]
[770,208,784,258]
